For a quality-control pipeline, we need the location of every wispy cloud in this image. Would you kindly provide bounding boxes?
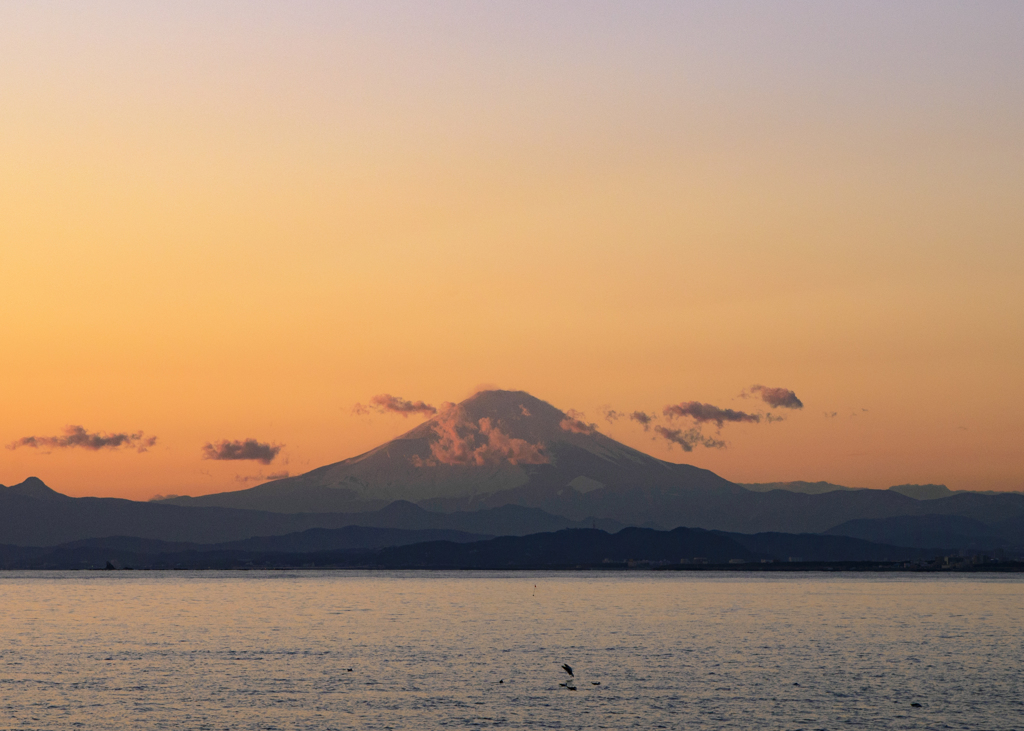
[602,408,622,424]
[6,426,157,453]
[663,402,760,427]
[745,385,804,409]
[560,409,599,436]
[469,383,501,397]
[653,425,726,452]
[353,394,437,418]
[202,439,283,464]
[234,470,290,483]
[412,406,548,467]
[629,411,655,431]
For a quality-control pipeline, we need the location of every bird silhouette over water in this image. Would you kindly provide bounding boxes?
[558,663,578,691]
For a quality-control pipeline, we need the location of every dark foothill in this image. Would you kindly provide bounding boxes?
[105,562,116,571]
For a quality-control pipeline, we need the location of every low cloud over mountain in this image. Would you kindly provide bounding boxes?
[663,401,760,427]
[629,411,655,430]
[560,409,598,436]
[6,426,157,453]
[653,425,726,452]
[412,404,548,467]
[354,394,438,418]
[202,439,282,464]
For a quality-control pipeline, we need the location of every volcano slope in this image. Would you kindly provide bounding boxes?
[161,390,1024,542]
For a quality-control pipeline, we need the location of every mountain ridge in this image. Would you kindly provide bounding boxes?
[0,525,956,570]
[0,477,623,546]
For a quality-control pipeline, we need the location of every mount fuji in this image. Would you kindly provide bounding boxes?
[164,390,734,514]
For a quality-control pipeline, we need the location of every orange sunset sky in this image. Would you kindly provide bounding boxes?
[1,2,1022,500]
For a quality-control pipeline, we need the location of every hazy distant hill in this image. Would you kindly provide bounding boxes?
[0,478,621,546]
[887,484,955,500]
[738,481,861,495]
[739,481,1022,502]
[0,524,949,570]
[0,525,491,570]
[368,527,947,568]
[825,514,1024,550]
[415,477,1024,543]
[370,527,755,568]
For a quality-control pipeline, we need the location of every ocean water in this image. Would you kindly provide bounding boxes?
[0,572,1021,730]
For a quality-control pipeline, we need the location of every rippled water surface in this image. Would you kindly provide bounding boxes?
[1,571,1022,730]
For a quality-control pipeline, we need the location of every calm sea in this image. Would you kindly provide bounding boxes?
[1,571,1021,730]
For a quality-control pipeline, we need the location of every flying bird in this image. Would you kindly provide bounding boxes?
[558,663,578,691]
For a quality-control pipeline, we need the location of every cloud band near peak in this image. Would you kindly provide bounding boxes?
[202,438,282,464]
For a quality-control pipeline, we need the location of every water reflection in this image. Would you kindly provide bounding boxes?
[1,572,1021,729]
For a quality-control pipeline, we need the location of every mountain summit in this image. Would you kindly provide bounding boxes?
[165,390,730,513]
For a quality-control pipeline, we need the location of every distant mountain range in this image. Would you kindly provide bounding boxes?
[0,525,491,570]
[2,390,1023,557]
[739,481,1015,500]
[0,525,948,571]
[0,477,621,546]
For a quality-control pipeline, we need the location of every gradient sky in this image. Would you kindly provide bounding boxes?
[2,1,1022,499]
